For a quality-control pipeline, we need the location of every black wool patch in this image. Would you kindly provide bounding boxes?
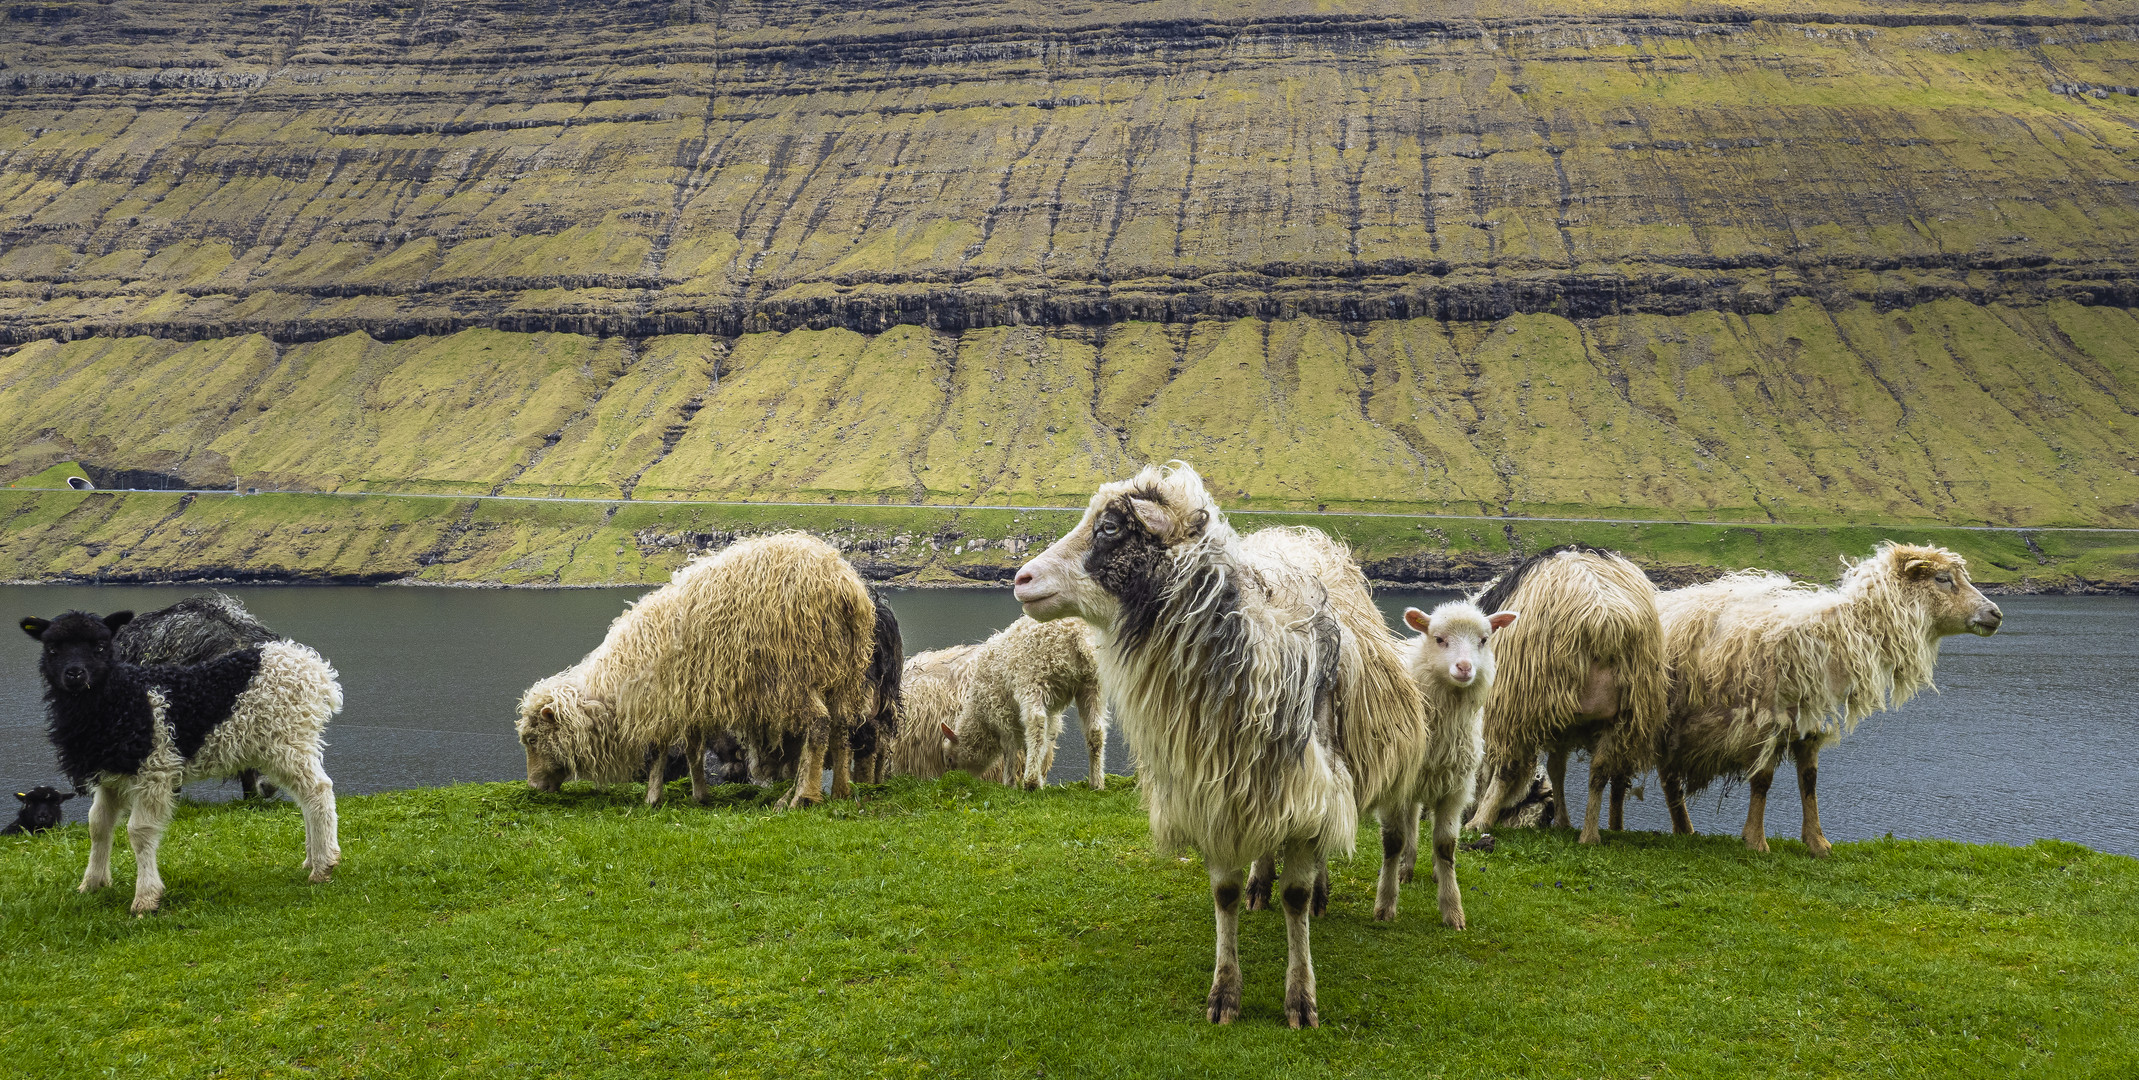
[863,586,904,737]
[1084,499,1176,654]
[1474,542,1620,613]
[114,593,279,667]
[145,648,265,761]
[44,669,161,786]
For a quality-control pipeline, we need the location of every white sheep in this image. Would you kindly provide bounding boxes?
[516,532,879,809]
[936,616,1110,790]
[885,643,977,781]
[20,610,343,914]
[1013,463,1501,1028]
[1656,542,2003,856]
[1464,544,1667,845]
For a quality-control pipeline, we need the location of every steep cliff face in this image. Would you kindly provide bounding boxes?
[3,0,2138,544]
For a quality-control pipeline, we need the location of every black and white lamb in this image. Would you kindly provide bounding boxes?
[20,609,345,913]
[114,593,286,799]
[4,785,74,835]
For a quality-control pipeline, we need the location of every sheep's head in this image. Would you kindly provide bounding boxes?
[1403,602,1518,691]
[514,673,606,792]
[20,610,133,694]
[1014,462,1223,640]
[1879,543,2001,638]
[12,785,73,831]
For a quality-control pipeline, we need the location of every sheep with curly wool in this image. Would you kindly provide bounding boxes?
[1656,542,2002,856]
[515,532,877,809]
[937,616,1110,790]
[20,610,343,913]
[114,593,288,800]
[1463,545,1667,845]
[1013,463,1497,1028]
[885,643,979,780]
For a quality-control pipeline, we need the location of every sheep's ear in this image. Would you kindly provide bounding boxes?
[1128,497,1173,536]
[19,617,49,641]
[939,721,957,744]
[1488,611,1520,632]
[539,706,556,722]
[1403,607,1431,633]
[1901,557,1935,579]
[103,611,134,632]
[58,792,74,802]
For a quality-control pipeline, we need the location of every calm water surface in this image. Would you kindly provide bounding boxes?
[3,584,2132,856]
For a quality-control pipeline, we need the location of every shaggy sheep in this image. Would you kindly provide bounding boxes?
[5,785,74,835]
[937,616,1110,790]
[885,643,979,780]
[113,593,286,800]
[1655,542,2003,856]
[1464,545,1668,845]
[1013,463,1500,1028]
[20,610,344,913]
[516,532,878,809]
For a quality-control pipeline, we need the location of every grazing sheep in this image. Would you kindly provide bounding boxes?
[886,643,979,780]
[1013,463,1495,1028]
[5,785,74,835]
[113,593,287,800]
[937,616,1110,790]
[515,532,877,809]
[1656,542,2003,857]
[20,611,343,913]
[1464,545,1667,845]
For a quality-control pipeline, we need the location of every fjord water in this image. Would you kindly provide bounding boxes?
[2,585,2133,857]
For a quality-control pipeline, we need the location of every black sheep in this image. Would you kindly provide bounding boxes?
[20,609,345,913]
[113,594,284,799]
[3,785,73,835]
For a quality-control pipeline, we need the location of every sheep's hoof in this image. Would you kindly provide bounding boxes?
[1244,878,1272,911]
[78,875,110,893]
[1441,906,1467,930]
[1743,835,1770,853]
[1578,829,1602,845]
[787,793,823,809]
[1805,837,1832,859]
[308,866,333,883]
[1284,996,1319,1030]
[1089,776,1105,791]
[1396,863,1414,886]
[1206,983,1240,1025]
[130,893,162,915]
[1373,902,1399,923]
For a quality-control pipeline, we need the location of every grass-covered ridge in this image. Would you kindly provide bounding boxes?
[1,778,2132,1077]
[2,486,2135,589]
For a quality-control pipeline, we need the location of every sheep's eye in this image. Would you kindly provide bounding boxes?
[1934,572,1952,585]
[1479,636,1488,646]
[1097,518,1121,538]
[1434,636,1446,646]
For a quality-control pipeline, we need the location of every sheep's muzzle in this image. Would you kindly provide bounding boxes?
[1968,602,2003,636]
[525,746,567,792]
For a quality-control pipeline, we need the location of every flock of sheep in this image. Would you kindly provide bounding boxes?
[14,460,2003,1028]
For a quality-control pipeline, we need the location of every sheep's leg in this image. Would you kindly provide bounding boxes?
[1432,791,1467,929]
[79,782,121,893]
[829,716,855,801]
[1608,776,1627,832]
[1793,740,1831,859]
[1398,807,1421,884]
[1663,772,1693,834]
[1078,687,1107,790]
[1019,704,1051,790]
[1312,856,1329,918]
[1375,809,1420,922]
[1206,863,1245,1025]
[1580,772,1606,846]
[645,752,667,807]
[1742,768,1774,853]
[786,703,832,809]
[1245,854,1276,911]
[272,762,341,880]
[1546,750,1572,829]
[687,735,708,805]
[126,783,175,914]
[1278,838,1320,1029]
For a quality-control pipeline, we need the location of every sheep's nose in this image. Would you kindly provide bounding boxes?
[1973,603,2003,633]
[1014,568,1035,588]
[1451,661,1475,682]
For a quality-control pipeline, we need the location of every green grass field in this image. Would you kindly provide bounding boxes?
[3,777,2133,1078]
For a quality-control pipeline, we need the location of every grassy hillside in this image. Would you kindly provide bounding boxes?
[1,779,2133,1077]
[2,487,2133,588]
[6,0,2139,578]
